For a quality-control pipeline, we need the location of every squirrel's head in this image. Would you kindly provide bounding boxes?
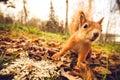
[78,11,104,42]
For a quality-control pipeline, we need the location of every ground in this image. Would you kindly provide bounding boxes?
[0,30,120,80]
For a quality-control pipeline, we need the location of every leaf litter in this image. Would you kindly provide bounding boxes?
[0,34,120,80]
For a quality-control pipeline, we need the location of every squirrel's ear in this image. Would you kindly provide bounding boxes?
[79,11,86,26]
[98,17,104,24]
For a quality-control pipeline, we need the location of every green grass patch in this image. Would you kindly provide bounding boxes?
[37,31,69,42]
[0,53,19,68]
[93,42,120,53]
[0,23,12,31]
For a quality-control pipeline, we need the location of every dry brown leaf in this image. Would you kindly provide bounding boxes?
[93,66,111,75]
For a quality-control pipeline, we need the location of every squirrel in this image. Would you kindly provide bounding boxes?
[52,11,104,68]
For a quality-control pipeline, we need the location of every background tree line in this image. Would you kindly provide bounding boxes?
[0,0,120,43]
[0,0,67,34]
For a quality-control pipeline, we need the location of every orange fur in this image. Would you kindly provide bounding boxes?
[52,11,104,68]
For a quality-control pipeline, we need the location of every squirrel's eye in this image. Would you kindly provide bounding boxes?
[83,24,88,29]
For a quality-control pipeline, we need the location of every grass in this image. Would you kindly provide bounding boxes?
[93,42,120,54]
[37,31,69,42]
[0,22,119,54]
[9,23,69,42]
[9,26,69,43]
[0,53,19,68]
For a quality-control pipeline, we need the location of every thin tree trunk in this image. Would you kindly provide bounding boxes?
[23,0,30,32]
[23,0,27,24]
[65,0,68,34]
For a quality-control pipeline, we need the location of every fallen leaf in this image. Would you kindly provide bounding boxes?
[93,66,111,75]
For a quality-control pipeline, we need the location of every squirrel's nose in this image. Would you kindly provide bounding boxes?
[93,32,99,38]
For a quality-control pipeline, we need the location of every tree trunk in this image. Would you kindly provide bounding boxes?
[23,0,27,24]
[23,0,30,32]
[65,0,68,34]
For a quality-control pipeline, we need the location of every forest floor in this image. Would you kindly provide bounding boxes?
[0,30,120,80]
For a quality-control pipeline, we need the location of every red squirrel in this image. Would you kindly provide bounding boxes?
[52,11,104,68]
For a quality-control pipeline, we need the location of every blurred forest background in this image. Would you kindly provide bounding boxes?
[0,0,120,43]
[0,0,120,42]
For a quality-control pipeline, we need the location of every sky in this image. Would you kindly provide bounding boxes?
[27,0,79,22]
[0,0,79,22]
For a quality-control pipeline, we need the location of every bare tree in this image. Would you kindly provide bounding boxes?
[65,0,68,34]
[22,0,30,32]
[17,0,28,24]
[23,0,27,24]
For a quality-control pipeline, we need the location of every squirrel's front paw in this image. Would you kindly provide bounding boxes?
[51,53,61,61]
[76,62,87,69]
